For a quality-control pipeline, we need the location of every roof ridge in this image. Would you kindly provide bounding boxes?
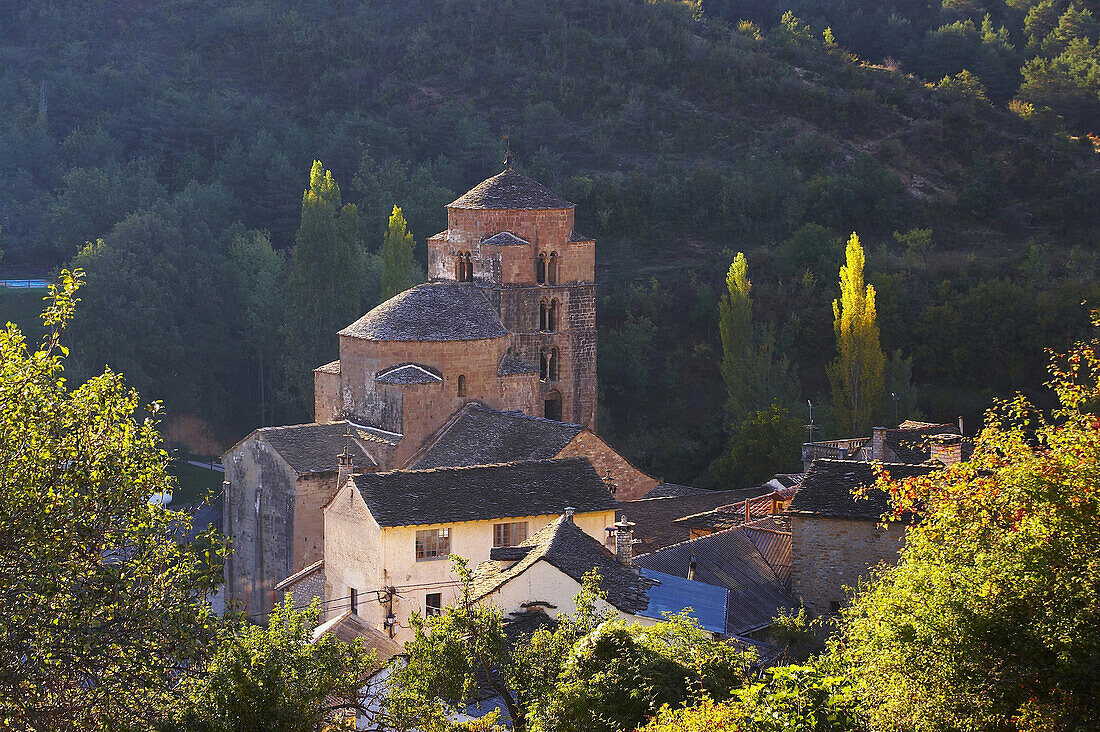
[357,455,593,480]
[634,524,757,559]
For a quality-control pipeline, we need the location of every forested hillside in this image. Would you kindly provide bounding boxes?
[0,0,1097,484]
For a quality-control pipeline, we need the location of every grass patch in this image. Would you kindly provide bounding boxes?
[169,458,223,507]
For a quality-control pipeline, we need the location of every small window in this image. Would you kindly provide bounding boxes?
[539,301,548,332]
[548,300,559,331]
[548,252,560,285]
[416,527,451,560]
[426,592,443,617]
[457,374,467,397]
[456,252,473,282]
[536,253,546,284]
[544,392,562,421]
[493,521,528,548]
[541,349,555,381]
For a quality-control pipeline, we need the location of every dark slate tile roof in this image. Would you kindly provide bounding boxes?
[498,352,538,376]
[568,230,592,242]
[258,421,380,474]
[352,457,616,527]
[314,360,340,374]
[411,403,583,470]
[620,487,777,555]
[483,231,530,247]
[787,459,937,520]
[473,516,651,614]
[739,520,792,585]
[449,169,574,210]
[339,282,507,342]
[643,482,713,499]
[375,363,443,385]
[634,528,797,635]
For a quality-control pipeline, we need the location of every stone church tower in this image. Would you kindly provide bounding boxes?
[426,167,597,427]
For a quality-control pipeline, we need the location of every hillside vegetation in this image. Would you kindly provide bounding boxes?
[0,0,1097,483]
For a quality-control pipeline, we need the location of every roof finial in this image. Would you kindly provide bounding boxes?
[502,134,513,171]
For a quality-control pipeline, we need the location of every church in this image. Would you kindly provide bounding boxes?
[222,167,662,619]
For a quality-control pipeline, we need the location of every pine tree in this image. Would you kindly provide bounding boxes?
[380,204,417,301]
[280,161,362,418]
[828,233,885,436]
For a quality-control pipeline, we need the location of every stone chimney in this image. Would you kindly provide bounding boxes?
[930,434,963,466]
[613,516,636,566]
[564,506,575,523]
[687,551,697,581]
[337,440,354,490]
[871,426,887,461]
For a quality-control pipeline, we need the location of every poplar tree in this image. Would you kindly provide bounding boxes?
[380,205,417,301]
[828,233,885,436]
[281,161,362,417]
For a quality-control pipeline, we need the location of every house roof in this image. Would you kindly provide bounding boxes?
[886,422,960,463]
[636,569,729,634]
[619,487,777,554]
[498,352,538,376]
[339,282,507,342]
[375,363,443,385]
[473,516,651,614]
[311,610,403,666]
[483,231,530,247]
[314,360,340,374]
[256,421,384,475]
[449,169,574,210]
[411,403,584,470]
[739,519,792,585]
[351,457,616,528]
[642,482,713,499]
[634,528,797,635]
[674,485,798,533]
[567,230,592,242]
[787,459,937,520]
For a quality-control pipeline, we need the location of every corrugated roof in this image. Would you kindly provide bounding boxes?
[411,403,582,470]
[634,529,797,636]
[449,169,574,210]
[339,282,507,342]
[739,523,792,586]
[352,457,616,528]
[637,569,728,634]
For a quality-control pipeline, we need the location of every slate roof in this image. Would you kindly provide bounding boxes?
[375,363,443,385]
[620,487,777,554]
[674,486,798,533]
[352,457,616,528]
[643,482,713,499]
[739,520,792,585]
[498,352,538,376]
[411,403,583,470]
[787,459,937,520]
[449,169,574,210]
[634,528,798,635]
[483,231,530,247]
[256,421,383,474]
[568,230,592,242]
[473,516,651,614]
[886,422,960,463]
[315,360,340,374]
[339,282,507,342]
[311,611,403,667]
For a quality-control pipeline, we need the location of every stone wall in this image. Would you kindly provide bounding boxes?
[790,515,908,616]
[293,472,340,574]
[313,367,340,423]
[556,431,658,501]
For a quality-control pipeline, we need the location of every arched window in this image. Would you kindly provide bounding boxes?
[540,348,559,381]
[539,301,548,332]
[457,374,467,397]
[456,252,473,282]
[544,391,562,421]
[548,299,559,332]
[548,252,560,285]
[536,253,547,284]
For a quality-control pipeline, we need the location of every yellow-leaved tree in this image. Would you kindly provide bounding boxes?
[828,233,884,436]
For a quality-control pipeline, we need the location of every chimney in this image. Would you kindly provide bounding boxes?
[958,416,964,435]
[744,498,751,524]
[687,552,697,581]
[930,434,963,467]
[337,433,354,490]
[613,516,636,566]
[871,426,887,461]
[564,506,575,523]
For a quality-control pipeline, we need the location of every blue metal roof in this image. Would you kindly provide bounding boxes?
[636,568,729,634]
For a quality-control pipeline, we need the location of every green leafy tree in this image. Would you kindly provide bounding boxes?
[0,271,225,730]
[380,204,418,302]
[838,317,1100,730]
[699,403,804,490]
[389,558,751,732]
[828,233,884,436]
[281,161,363,416]
[164,597,378,732]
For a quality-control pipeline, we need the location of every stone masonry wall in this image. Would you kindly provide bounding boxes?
[314,368,340,423]
[294,473,339,575]
[555,431,658,501]
[790,515,908,616]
